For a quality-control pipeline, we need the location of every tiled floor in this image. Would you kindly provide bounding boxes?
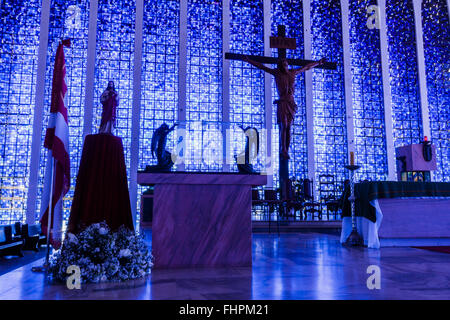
[0,232,449,300]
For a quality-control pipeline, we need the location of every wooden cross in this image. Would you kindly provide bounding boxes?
[225,25,337,202]
[225,25,337,70]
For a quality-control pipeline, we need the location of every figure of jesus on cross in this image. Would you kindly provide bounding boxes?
[243,55,326,159]
[226,25,336,199]
[226,25,334,161]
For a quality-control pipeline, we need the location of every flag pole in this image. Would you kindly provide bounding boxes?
[32,39,70,275]
[32,157,55,274]
[45,157,55,268]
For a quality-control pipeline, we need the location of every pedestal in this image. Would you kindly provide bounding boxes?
[279,157,289,200]
[67,134,134,234]
[343,165,363,247]
[137,172,267,268]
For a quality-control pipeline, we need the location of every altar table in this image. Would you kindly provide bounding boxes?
[137,172,267,268]
[340,181,450,248]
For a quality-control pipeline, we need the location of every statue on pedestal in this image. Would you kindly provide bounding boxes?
[99,81,118,134]
[236,126,260,174]
[146,123,178,172]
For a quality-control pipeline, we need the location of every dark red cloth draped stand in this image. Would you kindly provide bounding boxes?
[68,134,134,234]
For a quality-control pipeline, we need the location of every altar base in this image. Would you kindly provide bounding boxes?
[138,172,267,268]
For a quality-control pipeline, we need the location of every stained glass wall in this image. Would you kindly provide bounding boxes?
[311,0,348,196]
[422,0,450,182]
[185,0,223,172]
[139,0,179,170]
[349,0,388,181]
[137,0,179,217]
[229,0,265,173]
[1,0,450,225]
[271,0,307,187]
[0,0,41,224]
[36,0,90,224]
[386,0,422,153]
[94,0,135,175]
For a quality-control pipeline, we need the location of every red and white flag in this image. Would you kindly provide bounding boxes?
[39,40,71,250]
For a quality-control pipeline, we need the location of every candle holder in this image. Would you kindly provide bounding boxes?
[344,164,363,247]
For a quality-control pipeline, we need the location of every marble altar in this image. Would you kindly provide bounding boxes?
[137,172,267,268]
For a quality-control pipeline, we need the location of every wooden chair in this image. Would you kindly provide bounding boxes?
[318,174,341,220]
[20,223,46,251]
[251,189,265,220]
[263,189,282,234]
[283,179,304,220]
[302,178,322,220]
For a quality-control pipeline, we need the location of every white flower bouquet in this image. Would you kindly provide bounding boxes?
[49,222,153,283]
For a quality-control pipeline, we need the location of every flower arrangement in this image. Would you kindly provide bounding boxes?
[49,222,153,283]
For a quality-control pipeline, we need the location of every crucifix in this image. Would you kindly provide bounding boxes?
[226,25,337,200]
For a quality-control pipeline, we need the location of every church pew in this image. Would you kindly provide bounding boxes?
[20,224,46,252]
[0,225,24,257]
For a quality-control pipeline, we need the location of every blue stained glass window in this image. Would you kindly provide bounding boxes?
[349,0,388,181]
[386,0,422,153]
[186,0,223,171]
[36,0,90,225]
[94,0,135,175]
[311,0,348,195]
[229,0,266,173]
[422,0,450,182]
[137,0,179,217]
[0,0,41,224]
[2,0,450,226]
[271,0,307,187]
[139,0,179,170]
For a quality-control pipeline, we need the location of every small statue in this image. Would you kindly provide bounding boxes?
[146,123,178,172]
[235,126,260,174]
[99,81,118,134]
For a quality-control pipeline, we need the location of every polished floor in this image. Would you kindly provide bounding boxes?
[0,232,449,300]
[0,250,46,277]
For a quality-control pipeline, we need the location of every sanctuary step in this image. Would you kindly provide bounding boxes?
[138,221,342,234]
[252,221,341,233]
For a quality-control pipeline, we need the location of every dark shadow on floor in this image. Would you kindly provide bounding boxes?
[0,249,46,276]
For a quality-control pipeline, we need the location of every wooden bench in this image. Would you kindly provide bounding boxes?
[0,225,24,257]
[20,223,46,251]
